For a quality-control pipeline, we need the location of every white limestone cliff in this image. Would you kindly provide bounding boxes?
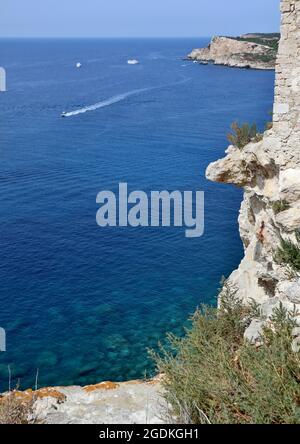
[206,0,300,329]
[188,35,278,70]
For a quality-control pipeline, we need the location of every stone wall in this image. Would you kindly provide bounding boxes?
[273,0,300,165]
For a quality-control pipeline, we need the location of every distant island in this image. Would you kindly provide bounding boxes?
[187,33,280,70]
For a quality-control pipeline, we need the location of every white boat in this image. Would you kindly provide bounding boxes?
[76,62,82,68]
[127,59,139,65]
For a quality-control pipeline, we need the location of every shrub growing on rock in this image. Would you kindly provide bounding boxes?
[275,230,300,272]
[272,199,290,214]
[227,121,263,149]
[153,285,300,424]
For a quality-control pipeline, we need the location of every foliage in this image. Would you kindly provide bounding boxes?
[243,51,277,64]
[153,284,300,424]
[272,199,290,214]
[235,34,280,51]
[227,121,263,149]
[274,230,300,272]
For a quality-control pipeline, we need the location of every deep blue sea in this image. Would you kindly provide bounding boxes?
[0,39,275,391]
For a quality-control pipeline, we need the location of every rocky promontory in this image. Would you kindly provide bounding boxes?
[188,33,280,70]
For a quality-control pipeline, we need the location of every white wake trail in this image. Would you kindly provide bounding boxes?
[62,78,190,117]
[62,88,151,117]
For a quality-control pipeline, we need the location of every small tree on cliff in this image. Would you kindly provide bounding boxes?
[227,121,263,149]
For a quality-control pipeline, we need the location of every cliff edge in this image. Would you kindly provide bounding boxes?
[206,0,300,338]
[188,33,279,70]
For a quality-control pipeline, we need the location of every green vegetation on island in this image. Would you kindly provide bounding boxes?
[188,33,280,70]
[234,33,280,51]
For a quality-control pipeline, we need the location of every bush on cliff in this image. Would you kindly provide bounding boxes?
[275,230,300,272]
[272,199,290,214]
[227,121,263,149]
[153,284,300,424]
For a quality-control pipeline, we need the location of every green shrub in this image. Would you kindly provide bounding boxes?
[272,200,290,214]
[243,52,277,64]
[227,122,263,149]
[274,230,300,272]
[235,35,280,51]
[153,285,300,424]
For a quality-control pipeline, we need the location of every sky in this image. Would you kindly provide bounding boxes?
[0,0,281,38]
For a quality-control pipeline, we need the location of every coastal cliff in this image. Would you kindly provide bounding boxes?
[188,33,279,70]
[206,0,300,340]
[0,379,165,424]
[1,0,299,425]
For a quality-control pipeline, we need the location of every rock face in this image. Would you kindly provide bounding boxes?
[206,0,300,324]
[188,34,279,70]
[1,379,166,424]
[36,380,166,424]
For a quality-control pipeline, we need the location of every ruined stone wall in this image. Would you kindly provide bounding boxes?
[274,1,299,132]
[273,0,300,165]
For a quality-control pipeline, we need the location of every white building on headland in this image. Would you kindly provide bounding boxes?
[0,67,6,92]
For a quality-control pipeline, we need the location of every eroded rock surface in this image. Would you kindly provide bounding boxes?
[1,379,166,424]
[206,0,300,325]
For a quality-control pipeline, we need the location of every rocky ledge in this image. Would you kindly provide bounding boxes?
[188,33,280,70]
[0,378,166,424]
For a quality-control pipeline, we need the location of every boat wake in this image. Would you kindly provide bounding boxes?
[61,77,190,117]
[61,89,148,117]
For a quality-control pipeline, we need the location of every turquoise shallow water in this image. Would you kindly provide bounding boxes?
[0,38,275,390]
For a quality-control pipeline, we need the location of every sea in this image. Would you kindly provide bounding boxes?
[0,38,275,390]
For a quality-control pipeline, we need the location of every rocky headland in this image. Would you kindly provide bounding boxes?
[188,33,280,70]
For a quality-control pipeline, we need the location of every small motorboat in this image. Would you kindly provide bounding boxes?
[76,62,82,68]
[127,59,139,65]
[61,111,67,118]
